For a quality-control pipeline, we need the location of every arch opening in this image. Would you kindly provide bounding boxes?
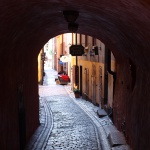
[1,1,150,149]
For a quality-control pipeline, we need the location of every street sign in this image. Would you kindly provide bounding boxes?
[69,45,84,56]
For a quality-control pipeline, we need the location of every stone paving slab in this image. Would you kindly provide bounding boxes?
[108,131,127,147]
[39,85,68,97]
[103,124,117,137]
[97,109,107,118]
[111,145,131,150]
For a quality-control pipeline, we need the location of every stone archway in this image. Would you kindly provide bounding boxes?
[0,1,150,149]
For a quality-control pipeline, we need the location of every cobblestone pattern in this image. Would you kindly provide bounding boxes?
[45,94,100,150]
[26,69,103,150]
[66,90,111,150]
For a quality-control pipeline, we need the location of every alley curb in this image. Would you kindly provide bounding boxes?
[25,97,54,150]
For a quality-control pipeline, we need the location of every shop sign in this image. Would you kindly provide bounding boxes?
[69,45,84,56]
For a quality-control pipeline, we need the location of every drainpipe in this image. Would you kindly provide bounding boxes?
[41,48,45,85]
[104,47,108,106]
[75,33,79,88]
[107,48,116,98]
[61,34,64,72]
[107,48,116,122]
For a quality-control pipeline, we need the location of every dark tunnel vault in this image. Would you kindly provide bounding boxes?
[0,1,150,150]
[1,1,150,68]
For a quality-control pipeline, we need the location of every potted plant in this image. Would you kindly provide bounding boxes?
[73,88,80,98]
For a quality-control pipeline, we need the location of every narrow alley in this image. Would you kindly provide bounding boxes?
[26,68,129,150]
[1,1,150,150]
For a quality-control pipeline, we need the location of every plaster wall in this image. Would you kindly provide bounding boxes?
[0,51,39,149]
[114,58,150,150]
[79,60,105,105]
[108,59,116,108]
[38,50,43,83]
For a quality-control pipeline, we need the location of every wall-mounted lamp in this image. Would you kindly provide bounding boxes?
[84,47,88,52]
[90,49,95,56]
[82,47,89,56]
[90,46,99,56]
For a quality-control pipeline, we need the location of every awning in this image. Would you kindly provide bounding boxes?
[60,55,70,62]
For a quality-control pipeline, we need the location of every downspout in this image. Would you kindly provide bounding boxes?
[62,34,63,54]
[104,48,108,106]
[41,48,45,85]
[75,33,79,88]
[107,48,116,122]
[61,34,64,71]
[107,48,116,98]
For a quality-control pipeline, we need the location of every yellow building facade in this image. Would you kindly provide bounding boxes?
[37,50,43,84]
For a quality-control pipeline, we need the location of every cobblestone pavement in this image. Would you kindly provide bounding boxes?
[26,68,130,150]
[45,95,100,150]
[41,69,102,150]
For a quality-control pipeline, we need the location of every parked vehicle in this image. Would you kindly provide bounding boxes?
[58,74,70,85]
[55,71,70,85]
